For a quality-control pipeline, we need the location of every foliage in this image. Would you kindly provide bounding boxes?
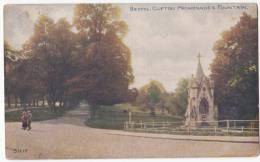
[4,40,16,108]
[135,80,166,115]
[133,79,188,117]
[172,78,189,116]
[5,5,134,115]
[22,15,78,110]
[72,4,134,118]
[210,13,258,120]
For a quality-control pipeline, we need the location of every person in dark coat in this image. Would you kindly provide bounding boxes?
[27,110,32,130]
[21,111,27,130]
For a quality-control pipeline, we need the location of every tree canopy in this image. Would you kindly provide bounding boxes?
[172,78,189,116]
[135,80,166,115]
[210,13,258,120]
[71,4,134,116]
[5,5,134,115]
[21,15,78,110]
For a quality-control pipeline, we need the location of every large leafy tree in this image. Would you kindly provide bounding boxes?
[4,40,17,108]
[72,4,134,118]
[24,15,77,111]
[136,80,166,115]
[146,81,163,115]
[210,13,258,120]
[48,18,78,107]
[23,15,56,109]
[134,79,187,117]
[162,92,176,115]
[11,59,39,108]
[172,78,189,117]
[4,40,37,109]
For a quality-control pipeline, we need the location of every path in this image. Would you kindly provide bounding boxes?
[5,104,259,159]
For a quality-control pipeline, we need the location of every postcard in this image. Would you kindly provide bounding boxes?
[4,2,259,159]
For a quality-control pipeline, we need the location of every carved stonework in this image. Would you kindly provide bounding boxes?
[185,53,218,127]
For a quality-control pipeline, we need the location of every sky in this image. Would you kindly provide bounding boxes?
[4,3,257,92]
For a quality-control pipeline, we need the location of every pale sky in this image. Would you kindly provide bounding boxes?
[4,3,257,92]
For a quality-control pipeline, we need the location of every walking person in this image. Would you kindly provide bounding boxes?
[21,110,27,130]
[27,110,32,130]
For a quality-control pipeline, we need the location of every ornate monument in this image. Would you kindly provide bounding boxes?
[185,53,218,127]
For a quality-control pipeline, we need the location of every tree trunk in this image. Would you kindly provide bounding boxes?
[51,100,57,112]
[63,100,67,108]
[90,104,99,119]
[47,100,51,107]
[161,105,165,115]
[42,97,45,106]
[7,95,11,108]
[15,96,18,108]
[150,106,155,116]
[33,99,36,107]
[59,100,63,108]
[21,97,27,110]
[36,98,39,107]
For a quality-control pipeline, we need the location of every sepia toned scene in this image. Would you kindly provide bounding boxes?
[4,3,259,159]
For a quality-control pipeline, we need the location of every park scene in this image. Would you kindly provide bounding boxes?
[4,3,259,159]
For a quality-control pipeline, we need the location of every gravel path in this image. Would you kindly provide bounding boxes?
[5,104,259,159]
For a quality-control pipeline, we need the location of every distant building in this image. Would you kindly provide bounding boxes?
[185,53,218,127]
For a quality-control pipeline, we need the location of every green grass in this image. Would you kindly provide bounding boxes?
[5,107,68,122]
[85,104,183,130]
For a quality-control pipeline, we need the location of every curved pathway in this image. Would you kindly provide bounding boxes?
[5,104,259,159]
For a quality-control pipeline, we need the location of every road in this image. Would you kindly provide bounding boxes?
[5,104,259,159]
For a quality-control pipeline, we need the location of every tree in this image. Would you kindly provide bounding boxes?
[48,18,78,108]
[147,82,162,115]
[162,92,176,115]
[4,40,16,108]
[172,78,189,116]
[210,13,258,120]
[136,80,166,115]
[11,59,38,108]
[72,4,134,118]
[24,15,77,111]
[23,15,56,109]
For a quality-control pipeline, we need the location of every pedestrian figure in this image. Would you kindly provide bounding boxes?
[21,111,27,130]
[27,110,32,130]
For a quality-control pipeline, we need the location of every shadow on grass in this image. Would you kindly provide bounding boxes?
[85,106,183,130]
[5,107,67,122]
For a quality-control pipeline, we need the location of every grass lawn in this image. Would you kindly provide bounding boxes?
[85,103,183,130]
[5,107,68,122]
